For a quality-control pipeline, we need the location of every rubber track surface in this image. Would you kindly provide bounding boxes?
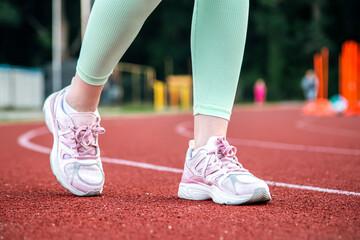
[1,105,359,239]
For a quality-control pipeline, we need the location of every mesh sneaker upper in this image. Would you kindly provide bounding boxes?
[52,91,105,188]
[182,136,268,196]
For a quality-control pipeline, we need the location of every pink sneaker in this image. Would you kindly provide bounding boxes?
[178,136,271,205]
[43,88,105,196]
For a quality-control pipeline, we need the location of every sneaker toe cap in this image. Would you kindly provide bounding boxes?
[77,164,104,185]
[64,162,104,186]
[222,174,269,195]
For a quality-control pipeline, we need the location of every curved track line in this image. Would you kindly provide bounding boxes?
[17,127,360,197]
[296,119,360,139]
[18,127,51,154]
[176,121,360,156]
[102,157,183,174]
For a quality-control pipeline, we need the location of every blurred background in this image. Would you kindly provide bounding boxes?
[0,0,359,113]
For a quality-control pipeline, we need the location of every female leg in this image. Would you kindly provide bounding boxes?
[43,0,162,196]
[178,0,271,204]
[44,0,271,204]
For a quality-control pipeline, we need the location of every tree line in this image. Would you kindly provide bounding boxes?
[0,0,359,101]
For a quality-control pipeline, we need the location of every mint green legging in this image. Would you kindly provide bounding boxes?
[77,0,249,120]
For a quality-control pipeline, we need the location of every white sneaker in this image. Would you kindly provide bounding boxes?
[178,136,271,205]
[43,88,105,196]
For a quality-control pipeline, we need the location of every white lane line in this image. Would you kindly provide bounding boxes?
[296,119,360,139]
[176,121,360,156]
[102,157,183,173]
[17,127,360,197]
[266,181,360,196]
[18,127,51,154]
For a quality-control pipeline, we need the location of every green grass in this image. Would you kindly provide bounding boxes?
[0,101,302,123]
[98,103,154,115]
[98,103,192,117]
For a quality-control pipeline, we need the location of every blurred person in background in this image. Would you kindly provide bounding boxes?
[301,70,318,101]
[253,78,267,106]
[43,0,271,205]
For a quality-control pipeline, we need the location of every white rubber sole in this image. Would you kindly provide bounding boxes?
[43,91,102,197]
[178,182,271,205]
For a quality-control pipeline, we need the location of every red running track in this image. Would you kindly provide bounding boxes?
[1,105,360,239]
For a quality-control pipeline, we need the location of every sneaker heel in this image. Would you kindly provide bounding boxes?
[43,97,54,133]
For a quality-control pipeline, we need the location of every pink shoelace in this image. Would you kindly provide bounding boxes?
[64,121,105,160]
[209,137,248,173]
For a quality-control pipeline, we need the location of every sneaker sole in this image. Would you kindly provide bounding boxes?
[178,182,271,205]
[43,91,102,197]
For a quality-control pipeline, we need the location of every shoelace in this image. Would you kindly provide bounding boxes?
[61,121,105,160]
[210,137,248,173]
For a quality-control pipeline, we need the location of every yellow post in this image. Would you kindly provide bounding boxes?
[166,75,192,109]
[153,80,166,111]
[168,84,179,107]
[180,86,191,109]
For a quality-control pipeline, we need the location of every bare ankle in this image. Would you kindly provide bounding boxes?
[65,92,96,112]
[65,74,104,112]
[194,114,228,149]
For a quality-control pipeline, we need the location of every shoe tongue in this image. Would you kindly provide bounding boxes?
[70,112,97,127]
[204,136,226,151]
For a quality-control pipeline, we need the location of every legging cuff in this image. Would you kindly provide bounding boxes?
[193,103,231,120]
[76,64,112,86]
